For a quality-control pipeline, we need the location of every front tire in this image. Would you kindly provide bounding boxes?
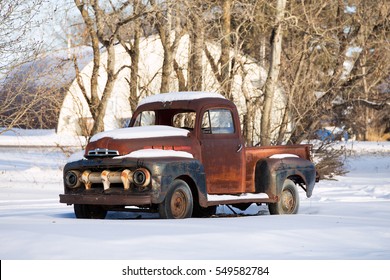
[159,179,193,219]
[74,204,107,219]
[268,179,299,215]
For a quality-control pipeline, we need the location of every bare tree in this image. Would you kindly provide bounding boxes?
[283,0,390,143]
[0,0,44,76]
[186,2,206,91]
[219,0,233,98]
[260,0,287,146]
[150,0,206,92]
[150,0,185,93]
[203,0,235,99]
[72,0,149,135]
[0,0,46,133]
[65,0,388,144]
[119,0,145,113]
[0,53,74,131]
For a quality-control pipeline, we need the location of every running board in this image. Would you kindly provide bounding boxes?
[206,193,275,206]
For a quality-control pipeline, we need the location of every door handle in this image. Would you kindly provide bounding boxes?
[236,144,243,153]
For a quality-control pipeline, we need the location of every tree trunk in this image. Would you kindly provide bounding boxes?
[151,0,183,93]
[129,27,140,113]
[260,0,287,146]
[91,44,117,134]
[174,59,187,91]
[220,0,232,99]
[118,1,143,113]
[276,35,309,144]
[259,36,266,68]
[74,0,138,136]
[243,90,255,146]
[188,13,204,91]
[160,45,173,93]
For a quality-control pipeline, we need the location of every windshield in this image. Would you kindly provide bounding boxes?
[133,111,155,127]
[132,110,196,130]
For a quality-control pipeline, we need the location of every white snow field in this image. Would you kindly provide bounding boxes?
[0,129,389,260]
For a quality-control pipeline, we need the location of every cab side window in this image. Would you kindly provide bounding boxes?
[201,109,235,134]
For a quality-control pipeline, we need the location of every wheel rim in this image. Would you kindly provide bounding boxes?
[171,190,187,218]
[281,189,295,213]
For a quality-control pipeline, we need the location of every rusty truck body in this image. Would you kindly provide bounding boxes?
[60,92,318,219]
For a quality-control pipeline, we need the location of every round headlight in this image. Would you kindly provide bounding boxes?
[132,168,150,187]
[65,170,81,188]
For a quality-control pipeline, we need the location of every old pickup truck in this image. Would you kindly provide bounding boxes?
[60,91,318,219]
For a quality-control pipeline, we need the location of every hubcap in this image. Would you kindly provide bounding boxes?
[171,190,187,218]
[281,189,295,213]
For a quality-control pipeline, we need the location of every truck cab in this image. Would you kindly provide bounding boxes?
[131,93,246,195]
[60,92,317,219]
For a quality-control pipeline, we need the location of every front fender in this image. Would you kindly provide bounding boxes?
[150,158,207,204]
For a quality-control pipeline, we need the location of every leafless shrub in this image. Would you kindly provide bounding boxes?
[311,141,348,180]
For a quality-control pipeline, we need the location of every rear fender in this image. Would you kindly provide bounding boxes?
[255,157,316,198]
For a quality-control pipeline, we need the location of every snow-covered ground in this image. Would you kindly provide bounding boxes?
[0,130,389,260]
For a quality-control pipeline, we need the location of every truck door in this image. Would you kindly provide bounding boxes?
[199,108,245,194]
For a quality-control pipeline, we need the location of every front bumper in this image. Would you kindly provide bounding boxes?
[59,193,152,206]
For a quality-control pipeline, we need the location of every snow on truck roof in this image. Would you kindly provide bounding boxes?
[137,91,226,107]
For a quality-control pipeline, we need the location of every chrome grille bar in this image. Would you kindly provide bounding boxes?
[87,148,119,157]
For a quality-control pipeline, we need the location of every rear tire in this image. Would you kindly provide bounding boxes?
[159,179,193,219]
[268,179,299,215]
[74,204,107,219]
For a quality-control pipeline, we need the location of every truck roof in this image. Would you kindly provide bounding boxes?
[135,91,236,114]
[137,91,226,108]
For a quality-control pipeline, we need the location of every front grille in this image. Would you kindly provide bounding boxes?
[87,148,119,157]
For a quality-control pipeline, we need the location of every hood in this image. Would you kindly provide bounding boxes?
[85,125,196,158]
[89,125,189,142]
